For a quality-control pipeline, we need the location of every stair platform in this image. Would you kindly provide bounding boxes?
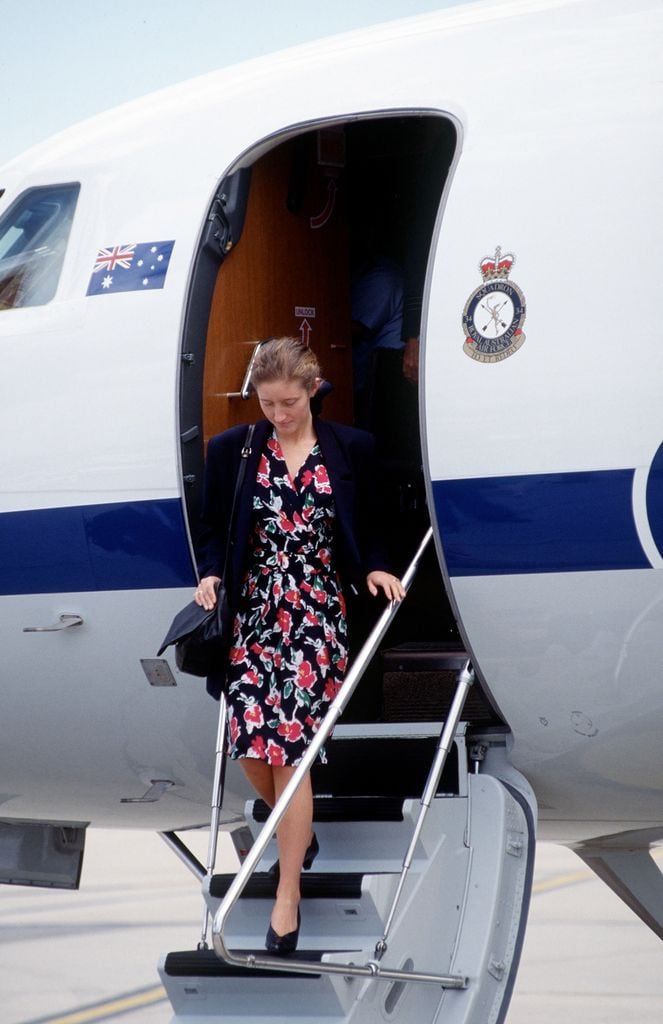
[381,643,502,724]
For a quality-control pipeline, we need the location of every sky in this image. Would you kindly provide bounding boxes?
[0,0,474,169]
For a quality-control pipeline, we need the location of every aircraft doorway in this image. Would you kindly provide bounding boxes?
[180,112,501,726]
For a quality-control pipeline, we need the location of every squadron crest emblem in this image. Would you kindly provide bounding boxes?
[462,247,526,362]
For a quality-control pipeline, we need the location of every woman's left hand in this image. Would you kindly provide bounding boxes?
[366,571,406,603]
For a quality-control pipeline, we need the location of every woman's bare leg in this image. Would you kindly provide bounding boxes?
[240,758,276,808]
[239,759,313,937]
[269,766,313,936]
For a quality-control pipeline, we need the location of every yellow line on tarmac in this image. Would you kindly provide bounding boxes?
[29,986,167,1024]
[532,868,594,894]
[532,847,663,896]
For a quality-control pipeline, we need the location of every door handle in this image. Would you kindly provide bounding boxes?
[23,614,84,633]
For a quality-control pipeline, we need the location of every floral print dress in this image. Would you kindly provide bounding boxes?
[225,432,348,766]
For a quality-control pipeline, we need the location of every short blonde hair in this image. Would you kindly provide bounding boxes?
[250,337,321,392]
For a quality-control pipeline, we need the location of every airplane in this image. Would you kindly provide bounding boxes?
[1,0,662,1020]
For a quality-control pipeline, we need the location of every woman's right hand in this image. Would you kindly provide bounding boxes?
[195,576,221,611]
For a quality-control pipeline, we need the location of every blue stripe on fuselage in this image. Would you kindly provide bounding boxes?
[433,469,651,576]
[2,470,652,593]
[0,498,196,595]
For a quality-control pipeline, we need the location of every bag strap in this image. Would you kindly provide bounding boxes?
[221,423,256,588]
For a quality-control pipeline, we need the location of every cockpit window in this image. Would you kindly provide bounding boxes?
[0,184,80,310]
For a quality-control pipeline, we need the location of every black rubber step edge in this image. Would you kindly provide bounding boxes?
[382,644,469,673]
[209,871,364,900]
[165,948,328,979]
[252,796,404,823]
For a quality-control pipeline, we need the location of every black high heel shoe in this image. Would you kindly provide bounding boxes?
[265,909,300,955]
[268,832,319,875]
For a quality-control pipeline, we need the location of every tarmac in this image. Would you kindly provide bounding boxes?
[1,831,662,1024]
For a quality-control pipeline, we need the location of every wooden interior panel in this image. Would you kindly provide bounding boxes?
[203,132,353,440]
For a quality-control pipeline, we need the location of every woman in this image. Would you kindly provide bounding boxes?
[195,337,405,955]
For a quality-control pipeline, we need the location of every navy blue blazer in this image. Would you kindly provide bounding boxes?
[197,417,390,612]
[197,418,390,699]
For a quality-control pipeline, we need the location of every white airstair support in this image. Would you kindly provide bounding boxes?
[159,726,535,1024]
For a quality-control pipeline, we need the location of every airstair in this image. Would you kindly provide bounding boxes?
[158,530,536,1024]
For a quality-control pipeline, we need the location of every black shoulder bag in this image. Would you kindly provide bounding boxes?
[157,425,256,677]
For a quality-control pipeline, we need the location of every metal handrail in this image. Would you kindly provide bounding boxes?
[211,527,467,989]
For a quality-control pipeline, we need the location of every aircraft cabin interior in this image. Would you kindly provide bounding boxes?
[179,113,505,732]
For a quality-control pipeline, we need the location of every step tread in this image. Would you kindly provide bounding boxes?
[210,871,365,900]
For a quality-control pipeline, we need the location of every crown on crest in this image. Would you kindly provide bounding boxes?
[479,246,515,281]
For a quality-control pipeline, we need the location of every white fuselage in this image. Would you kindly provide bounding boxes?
[1,0,662,841]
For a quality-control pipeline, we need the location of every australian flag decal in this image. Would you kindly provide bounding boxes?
[86,240,175,296]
